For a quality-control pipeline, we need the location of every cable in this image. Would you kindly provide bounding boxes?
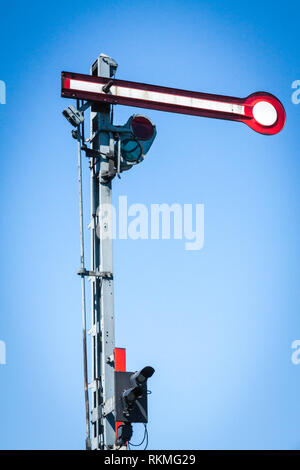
[76,100,90,448]
[143,426,149,450]
[128,424,147,448]
[110,104,114,124]
[81,100,85,143]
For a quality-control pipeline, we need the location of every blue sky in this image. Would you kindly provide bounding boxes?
[0,0,300,450]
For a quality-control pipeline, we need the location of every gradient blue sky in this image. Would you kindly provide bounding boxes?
[0,0,299,450]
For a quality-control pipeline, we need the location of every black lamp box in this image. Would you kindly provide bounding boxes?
[115,371,148,423]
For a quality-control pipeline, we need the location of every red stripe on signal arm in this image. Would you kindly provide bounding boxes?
[63,77,71,89]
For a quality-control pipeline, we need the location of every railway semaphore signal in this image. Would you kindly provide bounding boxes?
[61,52,286,450]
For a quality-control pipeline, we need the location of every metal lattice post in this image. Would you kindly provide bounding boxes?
[89,54,117,450]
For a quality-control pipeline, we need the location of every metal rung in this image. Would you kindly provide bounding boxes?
[88,324,99,336]
[102,397,114,417]
[88,381,97,392]
[91,406,102,423]
[88,378,101,391]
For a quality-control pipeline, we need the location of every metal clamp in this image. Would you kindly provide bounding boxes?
[102,397,114,417]
[91,406,102,423]
[102,80,114,94]
[77,268,113,279]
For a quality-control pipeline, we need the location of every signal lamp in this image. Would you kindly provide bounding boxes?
[122,386,143,409]
[121,138,143,163]
[130,115,155,140]
[62,105,84,127]
[115,365,155,423]
[116,423,133,447]
[118,114,157,165]
[130,366,155,387]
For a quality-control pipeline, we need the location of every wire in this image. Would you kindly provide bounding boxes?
[111,104,114,124]
[128,424,148,448]
[76,100,90,447]
[81,100,85,143]
[143,426,149,450]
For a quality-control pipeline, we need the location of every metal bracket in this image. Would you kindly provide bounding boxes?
[77,268,113,279]
[91,406,102,423]
[106,354,114,365]
[81,146,101,159]
[102,397,114,417]
[87,124,130,143]
[102,80,114,94]
[88,324,100,336]
[79,101,92,113]
[81,145,115,160]
[88,379,100,392]
[101,159,117,183]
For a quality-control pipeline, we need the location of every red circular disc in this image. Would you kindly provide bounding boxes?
[243,92,286,135]
[131,115,155,140]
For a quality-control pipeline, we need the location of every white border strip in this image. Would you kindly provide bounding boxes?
[69,79,245,116]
